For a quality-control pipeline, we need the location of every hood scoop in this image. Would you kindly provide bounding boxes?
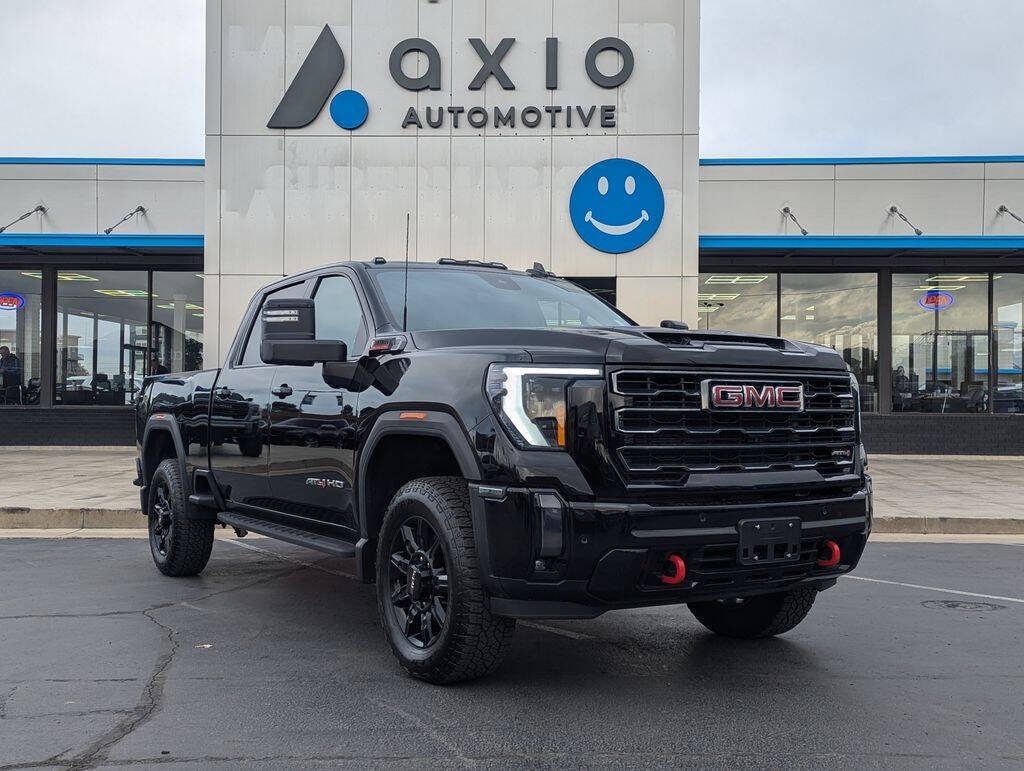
[643,329,789,351]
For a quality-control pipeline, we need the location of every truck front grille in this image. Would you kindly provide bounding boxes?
[609,369,857,487]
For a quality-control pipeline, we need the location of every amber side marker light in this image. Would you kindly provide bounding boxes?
[399,411,428,420]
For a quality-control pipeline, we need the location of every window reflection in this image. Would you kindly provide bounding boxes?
[151,272,204,375]
[56,271,148,405]
[891,274,989,413]
[781,274,878,411]
[0,270,43,405]
[993,274,1024,413]
[697,273,777,335]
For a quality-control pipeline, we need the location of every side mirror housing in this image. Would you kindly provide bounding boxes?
[262,339,347,366]
[262,297,315,341]
[660,319,689,330]
[259,298,347,365]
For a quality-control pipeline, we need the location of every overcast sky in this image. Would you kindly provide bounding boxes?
[0,0,1021,159]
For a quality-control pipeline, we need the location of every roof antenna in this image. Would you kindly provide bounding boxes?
[402,212,411,332]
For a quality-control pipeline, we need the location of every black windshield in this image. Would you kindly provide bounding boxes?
[372,268,632,332]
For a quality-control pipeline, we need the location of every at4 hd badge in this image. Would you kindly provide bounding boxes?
[305,477,345,490]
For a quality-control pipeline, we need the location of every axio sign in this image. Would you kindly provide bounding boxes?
[268,26,635,131]
[269,25,664,255]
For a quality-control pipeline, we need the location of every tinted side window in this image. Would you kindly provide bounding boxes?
[314,276,366,356]
[239,282,307,365]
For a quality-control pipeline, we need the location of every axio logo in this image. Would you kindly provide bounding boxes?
[270,27,637,132]
[569,158,664,254]
[268,26,368,130]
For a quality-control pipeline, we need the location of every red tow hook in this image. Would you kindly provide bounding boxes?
[816,539,841,568]
[660,553,687,585]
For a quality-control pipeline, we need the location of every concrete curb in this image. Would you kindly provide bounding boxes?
[0,508,145,529]
[2,508,1023,535]
[873,516,1024,535]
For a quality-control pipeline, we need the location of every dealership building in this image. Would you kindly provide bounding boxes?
[2,0,1024,453]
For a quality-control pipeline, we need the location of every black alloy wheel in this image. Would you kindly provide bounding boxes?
[149,478,174,558]
[147,457,215,577]
[376,477,515,683]
[387,516,450,649]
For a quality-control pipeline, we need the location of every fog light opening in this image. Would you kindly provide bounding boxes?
[660,553,687,586]
[816,539,841,568]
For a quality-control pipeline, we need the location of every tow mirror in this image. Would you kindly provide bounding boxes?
[259,298,347,365]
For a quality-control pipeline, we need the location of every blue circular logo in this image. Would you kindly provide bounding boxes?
[569,158,665,254]
[329,90,368,130]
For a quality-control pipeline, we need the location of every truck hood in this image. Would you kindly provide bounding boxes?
[408,327,848,371]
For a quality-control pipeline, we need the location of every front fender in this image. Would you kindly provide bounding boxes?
[354,409,481,581]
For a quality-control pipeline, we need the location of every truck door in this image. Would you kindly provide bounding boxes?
[266,273,366,535]
[209,281,307,509]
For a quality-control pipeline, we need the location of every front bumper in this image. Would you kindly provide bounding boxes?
[470,478,872,619]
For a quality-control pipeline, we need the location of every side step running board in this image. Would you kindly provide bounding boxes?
[217,512,357,558]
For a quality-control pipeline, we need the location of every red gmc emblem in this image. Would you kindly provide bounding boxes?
[703,382,804,411]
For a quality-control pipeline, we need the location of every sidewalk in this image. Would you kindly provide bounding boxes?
[1,446,1022,533]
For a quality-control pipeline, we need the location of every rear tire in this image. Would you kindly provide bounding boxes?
[148,458,214,577]
[376,476,515,684]
[688,586,817,639]
[237,438,262,457]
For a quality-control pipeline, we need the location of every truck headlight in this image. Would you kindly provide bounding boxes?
[485,364,602,449]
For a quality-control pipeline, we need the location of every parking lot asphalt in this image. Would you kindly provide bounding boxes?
[1,535,1022,769]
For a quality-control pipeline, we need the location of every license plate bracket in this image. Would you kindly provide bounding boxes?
[737,517,802,566]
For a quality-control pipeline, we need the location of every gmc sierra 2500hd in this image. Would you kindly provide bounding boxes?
[135,259,871,683]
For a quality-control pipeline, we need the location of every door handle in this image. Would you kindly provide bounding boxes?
[272,384,293,398]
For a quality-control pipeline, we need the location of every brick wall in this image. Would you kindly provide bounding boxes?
[0,408,135,445]
[863,414,1024,455]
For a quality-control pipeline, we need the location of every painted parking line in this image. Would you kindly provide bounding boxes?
[223,537,358,580]
[520,621,594,640]
[845,575,1024,605]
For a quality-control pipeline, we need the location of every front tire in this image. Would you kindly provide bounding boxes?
[688,586,818,639]
[148,458,214,577]
[376,476,515,684]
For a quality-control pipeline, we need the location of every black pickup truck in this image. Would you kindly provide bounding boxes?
[135,260,871,683]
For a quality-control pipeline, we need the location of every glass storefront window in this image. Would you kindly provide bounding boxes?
[56,270,149,405]
[993,274,1024,414]
[151,272,204,374]
[0,270,43,405]
[697,273,777,335]
[891,273,990,413]
[781,274,878,411]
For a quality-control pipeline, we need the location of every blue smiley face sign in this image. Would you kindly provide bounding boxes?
[569,158,665,254]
